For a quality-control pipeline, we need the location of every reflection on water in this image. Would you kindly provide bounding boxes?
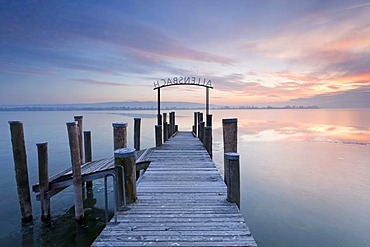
[210,109,370,247]
[234,141,370,247]
[238,120,370,144]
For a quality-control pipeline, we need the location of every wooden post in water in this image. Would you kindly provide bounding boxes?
[206,114,213,127]
[222,118,238,185]
[66,122,84,224]
[199,121,205,143]
[74,116,84,164]
[112,122,128,150]
[193,112,198,135]
[112,122,127,208]
[199,112,203,123]
[169,112,173,136]
[163,113,168,142]
[134,118,141,180]
[9,121,33,223]
[172,111,176,130]
[115,148,137,204]
[155,125,162,147]
[84,131,93,190]
[37,142,50,221]
[225,153,240,208]
[197,113,203,139]
[204,126,213,158]
[134,118,141,151]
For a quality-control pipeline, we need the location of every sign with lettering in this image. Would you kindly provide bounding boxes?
[153,77,213,90]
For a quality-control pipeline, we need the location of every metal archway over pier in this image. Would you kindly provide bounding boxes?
[153,77,213,125]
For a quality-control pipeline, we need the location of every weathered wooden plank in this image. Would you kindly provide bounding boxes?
[93,241,257,247]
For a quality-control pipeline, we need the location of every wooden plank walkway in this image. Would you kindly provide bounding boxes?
[92,131,257,246]
[32,149,152,200]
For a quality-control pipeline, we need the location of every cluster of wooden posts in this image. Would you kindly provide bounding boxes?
[8,116,144,224]
[154,111,213,158]
[154,111,178,147]
[192,111,213,158]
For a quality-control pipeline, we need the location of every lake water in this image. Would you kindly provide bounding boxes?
[0,109,369,247]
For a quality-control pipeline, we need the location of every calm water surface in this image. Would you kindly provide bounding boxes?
[0,109,369,247]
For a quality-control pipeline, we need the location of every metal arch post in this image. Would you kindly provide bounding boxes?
[157,88,161,125]
[206,87,209,116]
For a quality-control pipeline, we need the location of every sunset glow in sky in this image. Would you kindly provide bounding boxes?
[1,1,369,107]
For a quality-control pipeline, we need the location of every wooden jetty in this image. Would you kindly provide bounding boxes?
[92,132,257,246]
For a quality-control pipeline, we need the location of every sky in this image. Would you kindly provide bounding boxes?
[1,0,370,107]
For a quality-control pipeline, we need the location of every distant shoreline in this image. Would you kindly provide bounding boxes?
[0,105,319,111]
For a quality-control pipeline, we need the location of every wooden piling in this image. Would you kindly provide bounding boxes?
[84,131,93,190]
[66,122,84,224]
[169,112,173,136]
[112,122,128,150]
[163,113,168,142]
[114,148,137,204]
[199,121,205,143]
[222,118,238,185]
[193,112,198,135]
[206,114,213,127]
[199,112,203,123]
[197,113,203,139]
[155,125,162,147]
[74,116,84,164]
[36,142,50,221]
[9,121,33,223]
[172,111,176,128]
[134,118,141,151]
[163,122,169,142]
[204,126,212,158]
[225,153,240,208]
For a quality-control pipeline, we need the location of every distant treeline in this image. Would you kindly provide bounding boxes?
[222,105,319,109]
[0,105,319,111]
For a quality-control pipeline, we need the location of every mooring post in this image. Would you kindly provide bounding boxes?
[36,142,50,221]
[66,122,84,224]
[222,118,238,185]
[134,118,141,151]
[199,121,205,143]
[193,112,198,135]
[197,112,203,139]
[225,153,240,208]
[155,125,162,147]
[163,113,168,142]
[204,126,213,158]
[74,116,84,164]
[9,121,33,223]
[172,111,176,129]
[199,112,203,123]
[83,131,93,190]
[169,112,174,136]
[206,114,213,127]
[112,122,128,150]
[114,148,137,204]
